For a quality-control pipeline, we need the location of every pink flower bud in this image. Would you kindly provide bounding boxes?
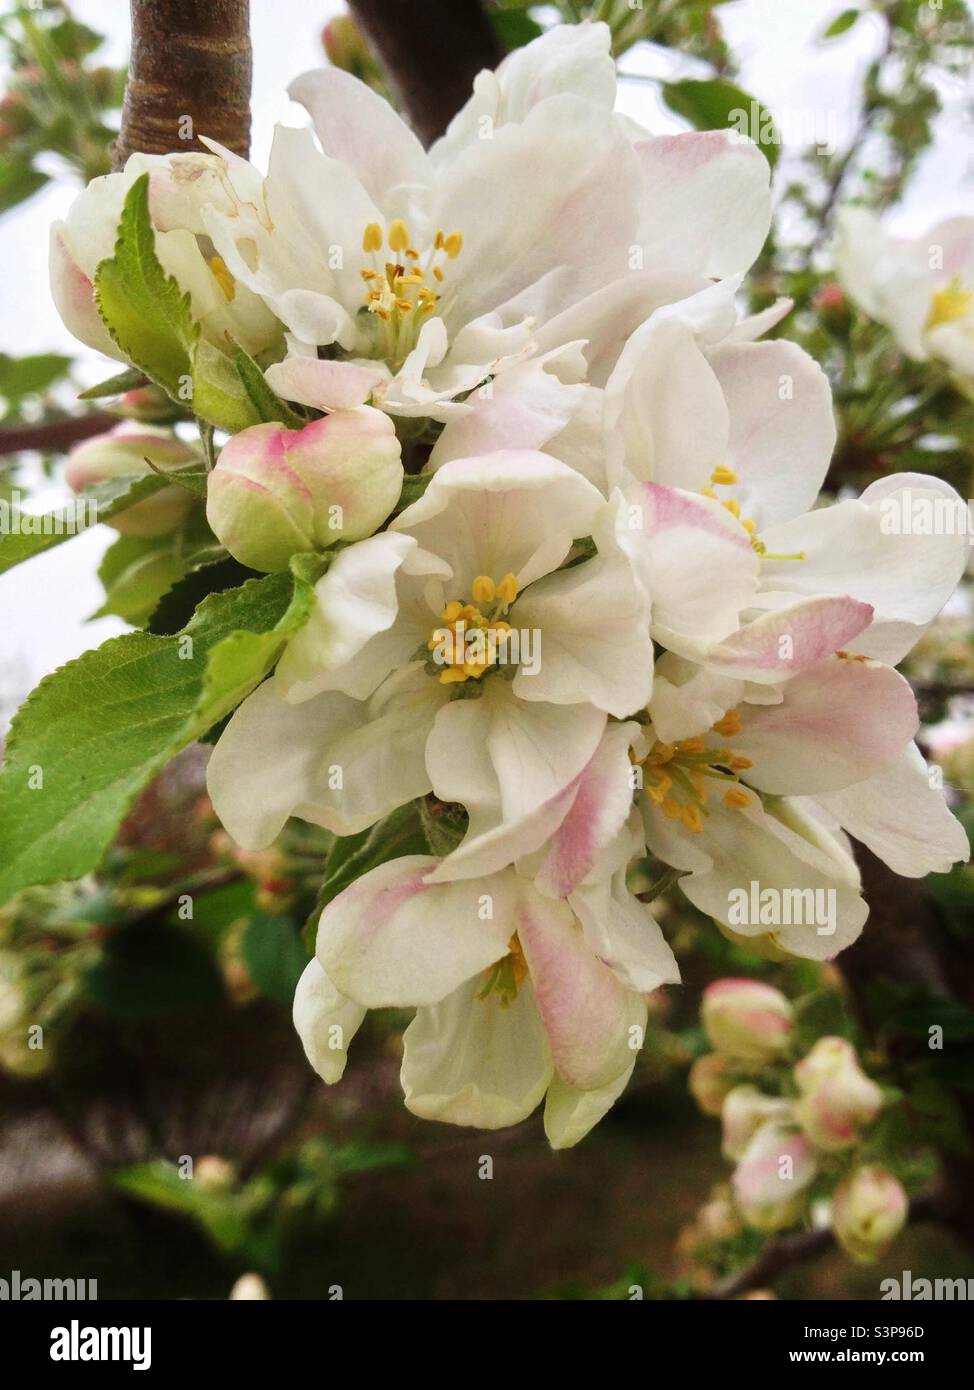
[112,385,177,424]
[701,978,794,1061]
[732,1122,817,1232]
[322,15,375,77]
[831,1166,908,1264]
[721,1084,794,1161]
[65,426,198,537]
[689,1052,735,1116]
[206,407,403,572]
[794,1036,883,1152]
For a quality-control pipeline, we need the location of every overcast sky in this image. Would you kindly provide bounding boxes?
[1,0,972,725]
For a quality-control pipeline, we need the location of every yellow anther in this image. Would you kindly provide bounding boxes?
[208,255,236,301]
[661,798,683,821]
[724,788,752,809]
[360,268,378,281]
[433,265,445,283]
[712,710,742,738]
[396,299,414,313]
[701,486,717,499]
[742,518,757,536]
[710,465,738,486]
[927,280,973,329]
[729,756,753,770]
[362,222,383,253]
[441,600,465,623]
[471,575,496,603]
[388,219,410,252]
[647,772,672,804]
[678,735,705,754]
[652,743,675,765]
[682,804,704,833]
[496,572,518,605]
[434,229,446,250]
[439,666,469,685]
[723,498,741,519]
[444,231,464,259]
[406,247,420,260]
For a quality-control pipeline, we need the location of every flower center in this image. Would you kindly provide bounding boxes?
[927,278,973,330]
[425,572,518,685]
[702,465,805,562]
[359,218,463,366]
[639,710,754,834]
[477,934,528,1006]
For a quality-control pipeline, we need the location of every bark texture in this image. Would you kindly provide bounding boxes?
[113,0,252,170]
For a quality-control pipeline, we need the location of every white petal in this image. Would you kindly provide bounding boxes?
[402,978,553,1129]
[316,856,517,1007]
[818,744,970,877]
[543,1065,635,1149]
[293,959,366,1084]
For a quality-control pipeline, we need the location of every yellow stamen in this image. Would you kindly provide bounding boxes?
[362,222,383,253]
[471,575,496,603]
[729,756,753,770]
[388,219,410,252]
[710,465,738,486]
[723,498,741,519]
[444,231,464,259]
[927,280,973,329]
[712,710,742,738]
[724,788,752,809]
[496,572,518,605]
[682,804,704,833]
[208,255,235,301]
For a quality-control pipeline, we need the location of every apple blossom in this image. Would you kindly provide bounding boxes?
[688,1053,736,1117]
[205,407,403,571]
[731,1121,817,1232]
[701,979,794,1062]
[293,844,678,1147]
[836,209,974,380]
[720,1084,794,1161]
[50,149,280,363]
[194,22,769,424]
[65,425,199,537]
[830,1165,909,1264]
[793,1036,883,1152]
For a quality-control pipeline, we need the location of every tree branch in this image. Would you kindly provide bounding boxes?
[705,1192,940,1300]
[0,411,115,457]
[113,0,252,170]
[347,0,505,144]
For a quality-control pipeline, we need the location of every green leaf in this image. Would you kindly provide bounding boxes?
[0,352,73,405]
[91,533,186,626]
[0,571,309,903]
[241,913,310,1003]
[77,367,148,400]
[0,467,206,576]
[0,161,49,216]
[661,79,780,167]
[94,172,199,397]
[490,7,544,50]
[232,341,306,427]
[822,9,860,39]
[191,337,263,433]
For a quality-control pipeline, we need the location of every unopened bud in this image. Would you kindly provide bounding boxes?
[322,15,379,82]
[689,1053,735,1116]
[112,384,178,424]
[65,427,198,536]
[831,1166,908,1264]
[206,407,403,572]
[701,978,794,1061]
[195,1155,236,1193]
[229,1272,270,1300]
[794,1036,883,1152]
[732,1122,816,1232]
[721,1084,794,1162]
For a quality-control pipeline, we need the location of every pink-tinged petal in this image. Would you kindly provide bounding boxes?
[288,66,432,210]
[316,856,517,1008]
[264,355,390,411]
[634,130,772,279]
[401,978,553,1130]
[543,1064,635,1149]
[707,339,835,528]
[733,658,919,795]
[819,743,970,877]
[570,873,681,995]
[693,597,875,684]
[516,886,647,1091]
[624,482,759,644]
[292,959,366,1085]
[427,721,637,889]
[50,225,126,361]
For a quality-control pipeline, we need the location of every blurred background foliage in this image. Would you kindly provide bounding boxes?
[0,0,973,1299]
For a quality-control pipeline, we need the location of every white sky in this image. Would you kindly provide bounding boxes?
[1,0,972,724]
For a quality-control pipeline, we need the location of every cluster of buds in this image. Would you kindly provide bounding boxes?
[690,979,908,1262]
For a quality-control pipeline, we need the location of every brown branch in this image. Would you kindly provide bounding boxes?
[705,1193,941,1300]
[0,411,115,456]
[347,0,506,145]
[113,0,252,170]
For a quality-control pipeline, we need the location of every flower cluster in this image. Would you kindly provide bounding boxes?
[52,23,969,1146]
[691,979,908,1262]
